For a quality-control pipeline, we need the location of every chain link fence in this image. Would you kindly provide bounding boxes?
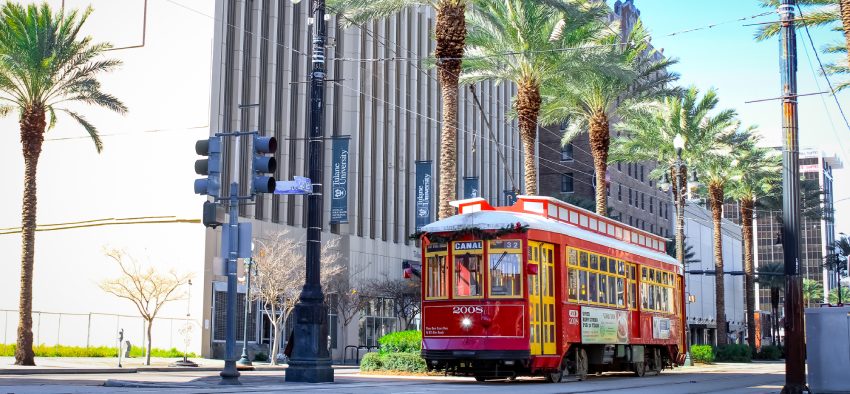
[1,309,196,352]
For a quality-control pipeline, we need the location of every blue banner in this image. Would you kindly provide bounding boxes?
[463,177,479,199]
[415,161,433,231]
[504,189,517,206]
[330,136,350,224]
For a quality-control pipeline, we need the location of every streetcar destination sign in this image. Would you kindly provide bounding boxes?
[454,241,483,251]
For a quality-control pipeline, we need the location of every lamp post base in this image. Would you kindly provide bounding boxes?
[285,359,334,383]
[219,360,241,385]
[683,351,693,366]
[170,357,199,367]
[284,302,334,383]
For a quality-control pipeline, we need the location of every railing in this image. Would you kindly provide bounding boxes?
[343,344,379,365]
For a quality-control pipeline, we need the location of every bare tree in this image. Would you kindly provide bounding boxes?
[251,230,344,364]
[365,276,421,331]
[99,249,192,366]
[326,267,370,356]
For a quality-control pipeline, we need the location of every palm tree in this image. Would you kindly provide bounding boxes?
[756,0,850,89]
[756,262,785,346]
[611,86,738,268]
[460,0,607,196]
[540,20,679,214]
[802,279,824,305]
[327,0,468,219]
[725,135,781,351]
[825,234,850,304]
[0,3,126,365]
[694,127,752,346]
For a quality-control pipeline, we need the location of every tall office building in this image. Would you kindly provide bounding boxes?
[539,0,674,239]
[201,0,524,359]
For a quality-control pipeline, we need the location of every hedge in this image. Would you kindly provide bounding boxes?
[359,352,426,373]
[715,344,751,363]
[690,345,714,364]
[0,344,196,358]
[753,345,783,361]
[378,330,421,354]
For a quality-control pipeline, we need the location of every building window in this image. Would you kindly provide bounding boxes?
[629,217,633,226]
[640,165,645,182]
[628,189,633,205]
[650,197,654,213]
[560,143,574,161]
[562,173,575,193]
[628,163,632,177]
[618,162,622,171]
[607,184,611,197]
[618,185,622,201]
[641,193,645,210]
[359,298,399,347]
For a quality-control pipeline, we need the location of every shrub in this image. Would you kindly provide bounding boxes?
[254,352,269,362]
[753,345,782,360]
[378,330,421,354]
[381,353,426,373]
[360,352,383,371]
[690,345,715,364]
[715,344,752,363]
[0,344,196,358]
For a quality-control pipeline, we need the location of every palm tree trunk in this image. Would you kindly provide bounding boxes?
[840,0,850,71]
[740,199,756,351]
[15,107,45,367]
[588,113,610,216]
[516,78,541,195]
[709,183,728,346]
[771,287,779,346]
[435,0,466,219]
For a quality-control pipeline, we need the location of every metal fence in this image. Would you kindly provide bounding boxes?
[1,310,196,351]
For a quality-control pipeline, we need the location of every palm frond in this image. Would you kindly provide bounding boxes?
[59,108,102,152]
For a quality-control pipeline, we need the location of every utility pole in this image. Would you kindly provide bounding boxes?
[778,1,807,393]
[285,0,334,383]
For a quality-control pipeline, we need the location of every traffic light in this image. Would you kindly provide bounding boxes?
[202,201,222,228]
[251,135,278,194]
[194,137,223,197]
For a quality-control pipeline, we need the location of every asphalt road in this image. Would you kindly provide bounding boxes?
[0,362,785,394]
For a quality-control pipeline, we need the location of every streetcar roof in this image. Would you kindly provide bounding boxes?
[421,210,682,269]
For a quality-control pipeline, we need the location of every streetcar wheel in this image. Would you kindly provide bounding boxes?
[575,348,588,381]
[474,376,487,382]
[649,349,663,376]
[633,361,646,377]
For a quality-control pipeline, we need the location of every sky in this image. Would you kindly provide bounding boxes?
[629,0,850,234]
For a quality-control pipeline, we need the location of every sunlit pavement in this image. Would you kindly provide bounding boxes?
[0,362,785,394]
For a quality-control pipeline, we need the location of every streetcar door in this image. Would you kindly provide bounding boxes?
[528,241,557,355]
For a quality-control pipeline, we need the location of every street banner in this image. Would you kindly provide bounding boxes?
[330,136,351,224]
[415,161,433,231]
[463,177,479,199]
[504,189,517,206]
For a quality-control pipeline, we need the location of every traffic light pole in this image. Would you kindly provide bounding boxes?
[778,1,807,393]
[285,0,333,383]
[220,182,241,384]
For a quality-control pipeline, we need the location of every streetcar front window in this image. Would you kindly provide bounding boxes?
[454,253,483,297]
[489,251,521,297]
[425,254,448,299]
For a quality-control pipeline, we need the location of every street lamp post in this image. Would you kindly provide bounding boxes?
[672,133,692,366]
[285,0,334,383]
[172,279,198,367]
[238,258,255,368]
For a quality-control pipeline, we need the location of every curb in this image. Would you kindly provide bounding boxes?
[0,365,358,375]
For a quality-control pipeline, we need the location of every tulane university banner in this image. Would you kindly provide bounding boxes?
[463,177,479,199]
[330,136,350,224]
[415,161,433,231]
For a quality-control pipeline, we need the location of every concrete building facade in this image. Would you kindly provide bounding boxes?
[201,0,524,359]
[680,202,746,346]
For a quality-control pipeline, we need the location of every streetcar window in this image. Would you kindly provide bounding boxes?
[618,260,625,276]
[579,271,588,302]
[454,253,483,298]
[599,256,607,272]
[590,255,598,271]
[589,273,598,303]
[629,282,637,309]
[580,252,589,268]
[569,249,578,266]
[488,252,521,297]
[425,254,448,299]
[608,259,617,274]
[616,277,625,307]
[608,276,617,307]
[568,269,578,301]
[598,274,607,304]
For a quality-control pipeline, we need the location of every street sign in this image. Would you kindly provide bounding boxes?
[275,176,313,195]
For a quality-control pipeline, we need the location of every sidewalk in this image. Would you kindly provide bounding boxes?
[0,356,350,375]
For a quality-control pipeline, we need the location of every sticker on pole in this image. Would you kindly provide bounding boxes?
[275,176,312,195]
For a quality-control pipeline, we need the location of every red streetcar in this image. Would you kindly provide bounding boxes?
[417,196,685,382]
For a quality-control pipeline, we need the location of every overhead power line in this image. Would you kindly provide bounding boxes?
[0,216,201,235]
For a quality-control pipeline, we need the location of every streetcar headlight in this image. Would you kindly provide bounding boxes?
[461,317,472,329]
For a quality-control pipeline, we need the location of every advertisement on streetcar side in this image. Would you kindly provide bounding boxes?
[580,306,629,344]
